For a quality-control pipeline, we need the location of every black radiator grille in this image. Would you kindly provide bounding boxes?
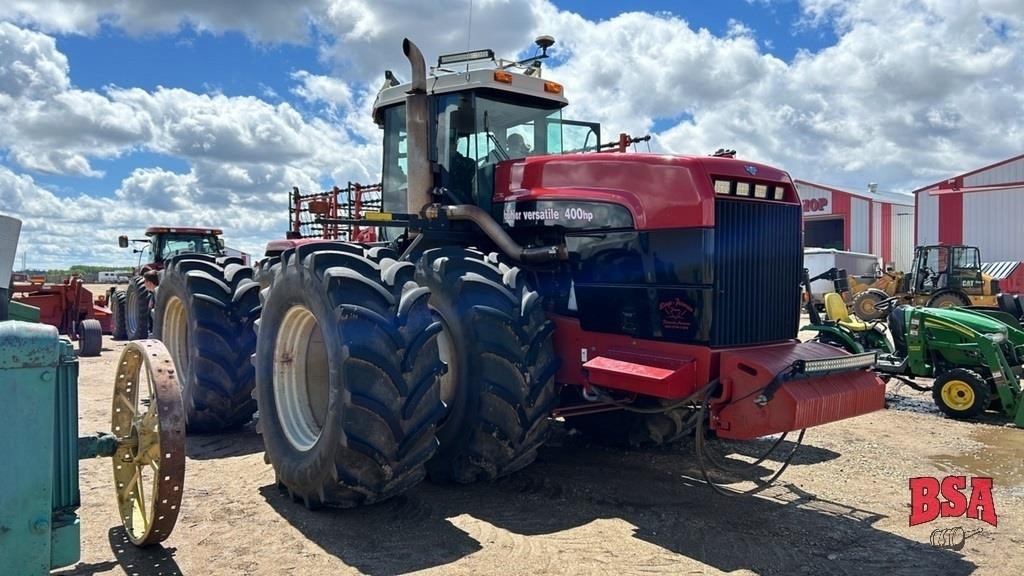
[712,198,802,347]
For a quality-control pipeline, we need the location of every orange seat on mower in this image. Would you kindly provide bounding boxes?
[824,292,869,332]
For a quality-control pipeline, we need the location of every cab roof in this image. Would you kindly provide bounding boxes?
[371,59,568,124]
[144,226,222,236]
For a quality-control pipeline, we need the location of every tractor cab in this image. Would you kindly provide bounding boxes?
[119,226,225,270]
[907,244,988,297]
[372,38,600,222]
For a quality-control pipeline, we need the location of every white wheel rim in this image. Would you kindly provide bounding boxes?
[161,296,190,397]
[274,306,329,451]
[437,323,457,414]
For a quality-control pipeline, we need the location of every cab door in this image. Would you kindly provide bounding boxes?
[950,246,984,295]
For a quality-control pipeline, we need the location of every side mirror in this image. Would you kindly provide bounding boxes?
[118,235,128,248]
[217,237,225,250]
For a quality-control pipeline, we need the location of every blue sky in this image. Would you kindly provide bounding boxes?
[1,1,1022,267]
[35,1,840,200]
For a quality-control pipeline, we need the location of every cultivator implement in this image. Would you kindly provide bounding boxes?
[287,182,383,242]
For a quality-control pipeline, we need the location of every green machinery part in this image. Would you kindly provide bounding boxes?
[0,321,83,572]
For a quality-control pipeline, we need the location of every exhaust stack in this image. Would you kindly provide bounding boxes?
[403,38,432,216]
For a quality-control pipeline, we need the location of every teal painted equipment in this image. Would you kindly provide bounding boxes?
[0,321,93,572]
[800,267,1024,426]
[0,324,186,574]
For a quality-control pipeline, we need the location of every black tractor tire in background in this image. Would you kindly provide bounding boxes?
[928,292,969,309]
[851,289,888,321]
[414,247,559,484]
[110,289,128,340]
[77,319,102,357]
[124,276,152,339]
[564,402,698,448]
[932,368,991,420]
[152,255,260,432]
[255,243,445,508]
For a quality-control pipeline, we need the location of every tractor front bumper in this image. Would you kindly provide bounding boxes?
[711,341,885,439]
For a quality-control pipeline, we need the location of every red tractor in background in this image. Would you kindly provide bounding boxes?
[149,36,885,508]
[109,227,228,340]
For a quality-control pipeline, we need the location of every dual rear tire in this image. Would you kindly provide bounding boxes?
[255,243,445,508]
[414,247,559,483]
[153,255,261,432]
[256,244,558,506]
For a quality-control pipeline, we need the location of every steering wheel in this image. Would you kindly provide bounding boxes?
[873,295,901,314]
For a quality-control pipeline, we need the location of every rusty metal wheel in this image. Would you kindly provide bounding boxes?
[111,340,186,546]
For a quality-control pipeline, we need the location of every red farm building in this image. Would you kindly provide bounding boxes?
[795,180,916,271]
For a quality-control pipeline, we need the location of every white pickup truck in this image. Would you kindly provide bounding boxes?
[97,271,130,283]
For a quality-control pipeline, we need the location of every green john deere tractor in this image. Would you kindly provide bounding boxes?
[801,267,1024,426]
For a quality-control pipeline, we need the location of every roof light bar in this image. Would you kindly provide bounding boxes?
[438,49,495,66]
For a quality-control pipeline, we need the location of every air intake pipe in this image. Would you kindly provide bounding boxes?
[426,204,568,263]
[403,38,432,216]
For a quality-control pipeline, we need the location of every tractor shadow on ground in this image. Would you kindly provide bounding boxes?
[185,424,264,460]
[264,426,975,576]
[260,483,483,576]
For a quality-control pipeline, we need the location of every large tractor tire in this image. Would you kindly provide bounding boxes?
[255,243,445,508]
[564,402,698,448]
[77,318,103,357]
[124,276,152,340]
[851,289,888,321]
[932,368,991,420]
[414,247,559,483]
[153,255,260,432]
[110,289,128,340]
[928,292,969,309]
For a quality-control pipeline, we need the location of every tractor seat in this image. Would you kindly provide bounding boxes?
[888,304,911,357]
[824,292,869,331]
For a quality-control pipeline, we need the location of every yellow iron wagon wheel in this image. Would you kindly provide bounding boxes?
[111,340,186,546]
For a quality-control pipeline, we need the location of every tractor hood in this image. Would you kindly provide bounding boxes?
[927,307,1008,332]
[911,306,1017,341]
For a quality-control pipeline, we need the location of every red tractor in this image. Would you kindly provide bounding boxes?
[150,36,885,506]
[110,227,227,340]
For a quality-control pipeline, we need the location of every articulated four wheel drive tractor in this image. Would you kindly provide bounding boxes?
[801,267,1024,426]
[143,35,887,510]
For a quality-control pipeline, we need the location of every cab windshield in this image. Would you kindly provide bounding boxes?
[155,234,220,260]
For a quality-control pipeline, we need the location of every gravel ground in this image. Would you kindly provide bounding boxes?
[48,308,1024,576]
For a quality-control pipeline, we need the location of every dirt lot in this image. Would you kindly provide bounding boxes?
[55,309,1024,576]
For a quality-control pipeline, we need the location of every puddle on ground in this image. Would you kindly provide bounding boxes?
[929,426,1024,489]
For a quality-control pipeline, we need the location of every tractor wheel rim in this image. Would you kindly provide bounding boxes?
[436,324,458,414]
[162,296,190,399]
[941,380,975,411]
[126,290,138,334]
[274,305,329,451]
[859,299,876,315]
